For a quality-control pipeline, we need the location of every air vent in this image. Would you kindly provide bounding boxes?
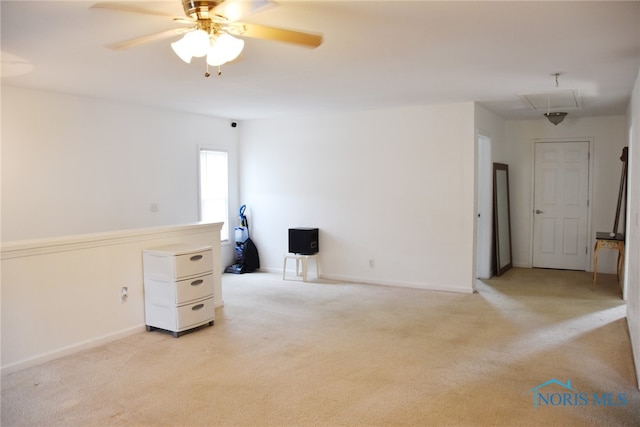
[519,89,582,111]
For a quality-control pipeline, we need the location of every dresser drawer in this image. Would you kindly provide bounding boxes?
[145,296,215,332]
[143,245,213,280]
[176,273,213,304]
[174,250,213,278]
[176,296,215,330]
[144,273,213,306]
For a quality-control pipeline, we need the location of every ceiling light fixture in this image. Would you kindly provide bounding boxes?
[544,111,568,126]
[544,73,568,125]
[171,29,210,63]
[171,23,244,76]
[206,33,244,66]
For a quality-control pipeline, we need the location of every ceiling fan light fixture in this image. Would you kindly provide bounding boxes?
[544,111,568,125]
[206,33,244,66]
[172,29,210,62]
[171,37,194,63]
[94,0,323,76]
[185,29,210,57]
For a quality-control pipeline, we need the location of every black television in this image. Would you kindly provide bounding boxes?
[288,228,319,255]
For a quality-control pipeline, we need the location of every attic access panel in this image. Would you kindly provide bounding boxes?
[519,89,582,111]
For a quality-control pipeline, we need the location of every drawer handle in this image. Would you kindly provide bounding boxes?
[190,279,204,286]
[191,304,204,311]
[190,255,203,261]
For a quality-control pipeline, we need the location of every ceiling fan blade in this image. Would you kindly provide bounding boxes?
[230,22,323,48]
[90,2,183,19]
[213,0,274,22]
[107,27,192,50]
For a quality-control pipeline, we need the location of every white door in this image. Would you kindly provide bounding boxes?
[476,135,493,279]
[533,142,589,270]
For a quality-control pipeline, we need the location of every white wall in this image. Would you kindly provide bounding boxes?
[475,103,507,163]
[238,103,477,293]
[1,86,239,266]
[504,116,628,272]
[625,69,640,388]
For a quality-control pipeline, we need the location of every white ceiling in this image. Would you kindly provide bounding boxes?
[2,0,639,121]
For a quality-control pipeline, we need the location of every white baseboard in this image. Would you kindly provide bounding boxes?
[322,274,474,294]
[1,325,145,375]
[260,266,473,293]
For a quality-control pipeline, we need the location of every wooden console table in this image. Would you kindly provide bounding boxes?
[593,148,627,295]
[593,232,624,291]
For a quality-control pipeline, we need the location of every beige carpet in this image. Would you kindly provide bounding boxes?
[1,268,639,426]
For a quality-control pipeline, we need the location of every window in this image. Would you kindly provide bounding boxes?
[199,148,229,241]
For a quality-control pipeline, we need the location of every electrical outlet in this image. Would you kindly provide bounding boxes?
[120,286,128,303]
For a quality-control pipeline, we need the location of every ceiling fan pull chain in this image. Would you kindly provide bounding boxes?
[203,63,222,78]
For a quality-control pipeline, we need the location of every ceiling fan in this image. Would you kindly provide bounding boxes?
[91,0,323,76]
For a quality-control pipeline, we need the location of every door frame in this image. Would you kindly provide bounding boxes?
[476,133,493,280]
[529,137,594,270]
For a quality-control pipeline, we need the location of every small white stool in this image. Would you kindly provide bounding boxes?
[283,254,319,282]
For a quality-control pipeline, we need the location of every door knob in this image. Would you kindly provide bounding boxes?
[535,209,544,214]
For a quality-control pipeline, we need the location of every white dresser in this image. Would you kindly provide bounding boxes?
[142,244,215,337]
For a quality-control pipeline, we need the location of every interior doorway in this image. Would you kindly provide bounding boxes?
[532,141,590,270]
[476,134,493,279]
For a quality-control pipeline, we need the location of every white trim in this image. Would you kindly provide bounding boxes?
[1,222,223,260]
[475,131,493,281]
[262,266,474,294]
[0,326,145,376]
